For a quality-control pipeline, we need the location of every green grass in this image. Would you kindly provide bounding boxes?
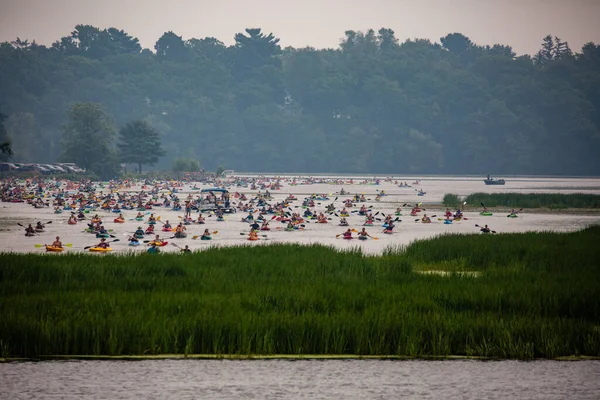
[1,227,600,360]
[456,192,600,209]
[442,193,461,208]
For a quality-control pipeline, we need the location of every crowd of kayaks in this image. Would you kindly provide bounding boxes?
[0,175,517,253]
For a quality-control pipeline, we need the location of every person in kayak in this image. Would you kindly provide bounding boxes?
[152,234,163,245]
[68,215,77,224]
[201,229,212,240]
[147,243,160,253]
[136,211,144,218]
[359,205,368,215]
[482,206,489,213]
[35,221,45,232]
[422,214,431,223]
[358,228,372,240]
[260,220,270,231]
[128,235,139,244]
[196,214,205,224]
[180,245,191,253]
[96,238,110,249]
[148,214,156,223]
[134,226,145,237]
[384,221,395,232]
[339,217,349,226]
[145,224,154,234]
[341,229,353,239]
[163,220,172,230]
[480,225,492,233]
[50,236,63,248]
[248,230,259,240]
[98,225,108,236]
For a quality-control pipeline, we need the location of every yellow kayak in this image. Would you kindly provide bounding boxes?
[89,247,113,252]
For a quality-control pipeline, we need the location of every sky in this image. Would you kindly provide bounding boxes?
[1,0,599,56]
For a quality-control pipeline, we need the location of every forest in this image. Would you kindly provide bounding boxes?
[0,25,599,176]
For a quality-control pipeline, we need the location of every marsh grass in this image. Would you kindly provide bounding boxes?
[459,192,600,209]
[1,228,599,359]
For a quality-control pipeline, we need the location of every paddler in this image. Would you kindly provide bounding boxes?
[196,214,205,224]
[35,221,45,232]
[339,217,349,226]
[201,229,211,240]
[421,214,431,223]
[163,220,172,230]
[480,225,492,234]
[180,245,191,253]
[147,243,160,253]
[49,236,63,248]
[96,238,110,249]
[358,228,372,240]
[134,226,145,237]
[248,230,258,240]
[145,224,154,234]
[68,215,77,224]
[341,228,353,239]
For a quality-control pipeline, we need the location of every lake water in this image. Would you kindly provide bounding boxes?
[1,359,599,399]
[1,175,600,255]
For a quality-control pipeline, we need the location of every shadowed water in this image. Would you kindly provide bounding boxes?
[1,359,599,399]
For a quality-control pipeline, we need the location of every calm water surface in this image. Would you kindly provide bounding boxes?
[1,359,599,399]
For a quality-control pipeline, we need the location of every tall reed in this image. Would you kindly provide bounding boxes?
[459,192,600,208]
[1,229,599,359]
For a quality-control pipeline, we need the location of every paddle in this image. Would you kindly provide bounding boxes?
[239,232,268,237]
[84,239,120,249]
[475,224,496,234]
[35,243,73,248]
[507,208,523,217]
[192,231,219,239]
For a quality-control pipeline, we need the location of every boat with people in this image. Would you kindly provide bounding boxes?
[484,175,506,185]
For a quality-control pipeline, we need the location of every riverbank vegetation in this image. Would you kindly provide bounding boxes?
[1,227,599,360]
[444,193,600,209]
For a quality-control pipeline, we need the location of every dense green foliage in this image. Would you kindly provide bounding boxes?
[1,27,600,174]
[0,110,12,161]
[1,227,599,359]
[456,192,600,208]
[118,120,166,173]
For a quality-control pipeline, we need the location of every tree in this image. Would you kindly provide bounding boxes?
[60,102,118,178]
[155,31,189,62]
[0,110,12,161]
[118,120,166,173]
[6,112,36,162]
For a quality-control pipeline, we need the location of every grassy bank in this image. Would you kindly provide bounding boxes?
[443,192,600,209]
[1,227,600,360]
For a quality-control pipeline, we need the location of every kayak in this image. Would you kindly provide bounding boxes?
[480,212,493,216]
[162,228,173,232]
[113,219,125,223]
[342,236,353,240]
[54,210,63,214]
[358,236,368,240]
[89,247,112,252]
[150,241,168,247]
[260,227,270,231]
[383,230,393,234]
[45,245,64,252]
[135,217,144,221]
[96,233,110,238]
[174,232,187,238]
[200,236,212,240]
[364,223,373,226]
[444,220,453,224]
[421,220,432,224]
[68,221,77,225]
[129,241,140,246]
[508,215,518,218]
[395,212,402,216]
[248,237,259,241]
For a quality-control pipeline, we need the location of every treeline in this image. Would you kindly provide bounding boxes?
[1,25,599,175]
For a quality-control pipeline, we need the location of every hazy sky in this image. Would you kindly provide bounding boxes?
[1,0,599,55]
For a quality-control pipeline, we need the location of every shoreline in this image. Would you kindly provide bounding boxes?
[3,354,600,362]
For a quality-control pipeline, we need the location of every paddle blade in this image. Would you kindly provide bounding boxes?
[372,237,379,240]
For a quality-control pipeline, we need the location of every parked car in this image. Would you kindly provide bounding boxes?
[0,163,18,171]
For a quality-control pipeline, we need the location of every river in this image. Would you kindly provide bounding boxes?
[1,359,599,399]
